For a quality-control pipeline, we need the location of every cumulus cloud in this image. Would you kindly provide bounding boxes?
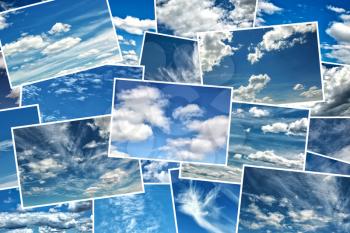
[255,0,283,26]
[157,0,256,37]
[48,22,71,35]
[142,161,174,183]
[248,107,269,117]
[3,35,48,56]
[111,85,170,142]
[160,115,229,161]
[293,83,304,91]
[247,150,304,168]
[261,118,308,136]
[326,5,347,13]
[247,24,316,64]
[172,104,204,121]
[300,86,323,99]
[198,31,235,73]
[232,74,271,102]
[0,14,9,30]
[113,16,156,35]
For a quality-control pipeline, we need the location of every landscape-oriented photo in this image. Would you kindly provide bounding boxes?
[13,116,143,208]
[0,0,122,87]
[22,65,143,122]
[141,160,179,183]
[0,106,39,190]
[199,23,323,104]
[308,117,350,163]
[181,102,309,183]
[109,79,232,164]
[0,52,20,110]
[140,32,201,84]
[0,188,92,232]
[109,0,156,65]
[238,166,350,232]
[256,0,350,65]
[94,184,176,233]
[306,152,350,176]
[170,169,240,233]
[156,0,257,38]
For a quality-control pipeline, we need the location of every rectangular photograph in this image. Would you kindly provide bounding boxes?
[237,166,350,233]
[0,188,92,232]
[22,65,144,122]
[0,0,122,87]
[12,115,144,208]
[170,169,240,233]
[256,0,350,65]
[306,151,350,176]
[181,102,309,183]
[109,79,232,165]
[94,184,176,233]
[156,0,257,38]
[0,105,40,190]
[141,160,179,183]
[308,117,350,163]
[199,23,323,104]
[140,32,202,84]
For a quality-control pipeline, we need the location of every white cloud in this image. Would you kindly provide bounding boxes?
[247,24,316,64]
[142,161,173,183]
[248,150,304,168]
[232,74,271,102]
[0,15,9,30]
[300,86,322,99]
[160,115,229,161]
[199,31,235,73]
[172,104,204,121]
[48,22,71,35]
[111,86,170,142]
[3,35,48,56]
[248,107,269,117]
[6,87,21,101]
[78,49,100,58]
[326,5,346,13]
[0,139,12,151]
[258,0,283,15]
[27,158,66,175]
[326,22,350,44]
[42,37,82,55]
[244,203,284,229]
[113,16,156,35]
[261,118,308,136]
[157,0,256,37]
[293,83,304,91]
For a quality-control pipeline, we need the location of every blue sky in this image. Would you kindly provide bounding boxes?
[13,116,143,208]
[141,160,179,183]
[181,102,309,183]
[0,188,92,232]
[140,32,201,84]
[22,65,143,122]
[306,152,350,176]
[0,106,39,190]
[170,169,240,233]
[0,0,121,87]
[94,184,176,233]
[109,0,156,65]
[238,166,350,232]
[110,79,232,164]
[0,0,44,12]
[308,118,350,163]
[256,0,350,65]
[0,52,19,110]
[199,23,323,104]
[156,0,257,38]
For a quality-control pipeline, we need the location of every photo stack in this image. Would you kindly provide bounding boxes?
[0,0,349,232]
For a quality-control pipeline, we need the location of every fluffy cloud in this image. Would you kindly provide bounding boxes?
[172,104,204,121]
[157,0,256,37]
[247,24,316,64]
[160,115,229,161]
[199,31,235,73]
[48,23,71,35]
[142,161,173,183]
[248,107,269,117]
[248,150,304,168]
[293,83,304,91]
[111,86,170,142]
[300,86,323,99]
[326,5,347,13]
[232,74,271,102]
[0,15,9,30]
[255,0,282,26]
[3,35,48,56]
[113,16,156,35]
[42,37,82,55]
[6,87,21,105]
[261,118,308,136]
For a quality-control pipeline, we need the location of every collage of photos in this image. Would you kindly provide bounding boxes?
[0,0,349,232]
